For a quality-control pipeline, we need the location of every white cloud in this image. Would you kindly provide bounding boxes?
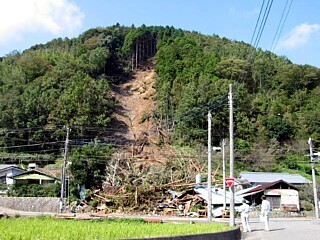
[279,23,320,48]
[0,0,84,43]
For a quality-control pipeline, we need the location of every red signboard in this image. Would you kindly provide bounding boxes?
[225,177,235,187]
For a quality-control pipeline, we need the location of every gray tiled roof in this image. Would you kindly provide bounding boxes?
[0,164,17,170]
[239,172,311,184]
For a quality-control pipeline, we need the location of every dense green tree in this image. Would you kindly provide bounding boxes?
[51,71,113,126]
[264,115,294,142]
[16,51,52,81]
[1,24,320,181]
[69,144,114,191]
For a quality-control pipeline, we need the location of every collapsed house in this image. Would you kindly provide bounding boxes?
[156,186,244,218]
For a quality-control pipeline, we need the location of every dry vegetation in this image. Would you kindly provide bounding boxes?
[80,64,209,214]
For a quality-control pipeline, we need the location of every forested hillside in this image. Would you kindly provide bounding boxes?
[0,24,319,202]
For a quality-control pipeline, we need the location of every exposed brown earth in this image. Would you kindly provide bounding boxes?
[111,68,157,142]
[109,64,170,165]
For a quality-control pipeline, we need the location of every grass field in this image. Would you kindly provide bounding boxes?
[0,216,233,239]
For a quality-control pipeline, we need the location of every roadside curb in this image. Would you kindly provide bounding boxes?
[125,227,241,240]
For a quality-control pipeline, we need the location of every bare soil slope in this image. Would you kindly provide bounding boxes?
[110,66,169,165]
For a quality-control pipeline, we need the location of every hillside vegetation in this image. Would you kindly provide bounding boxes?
[0,24,319,208]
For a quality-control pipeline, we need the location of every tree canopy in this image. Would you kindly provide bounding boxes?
[1,24,319,190]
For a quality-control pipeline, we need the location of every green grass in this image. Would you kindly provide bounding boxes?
[0,216,233,240]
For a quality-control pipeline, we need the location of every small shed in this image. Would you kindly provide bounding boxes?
[236,180,300,211]
[10,169,60,186]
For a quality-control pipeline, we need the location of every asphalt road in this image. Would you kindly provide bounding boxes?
[238,218,320,240]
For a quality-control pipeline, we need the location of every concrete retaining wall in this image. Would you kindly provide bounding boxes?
[126,228,241,240]
[0,197,60,212]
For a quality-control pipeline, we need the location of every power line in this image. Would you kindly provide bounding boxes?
[17,148,62,154]
[169,95,229,124]
[270,0,293,52]
[270,0,289,50]
[66,140,313,156]
[253,0,274,49]
[0,141,64,149]
[0,96,229,140]
[0,126,63,133]
[250,0,266,46]
[237,0,274,85]
[0,127,313,152]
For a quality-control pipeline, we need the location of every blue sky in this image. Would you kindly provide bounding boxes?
[1,0,320,67]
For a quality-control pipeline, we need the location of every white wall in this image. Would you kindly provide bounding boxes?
[265,189,299,211]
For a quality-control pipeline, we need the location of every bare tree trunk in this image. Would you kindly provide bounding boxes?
[136,41,139,70]
[135,187,138,205]
[111,155,120,186]
[131,52,134,71]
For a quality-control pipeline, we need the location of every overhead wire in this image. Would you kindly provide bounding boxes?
[175,101,228,124]
[0,141,64,149]
[170,94,229,124]
[270,0,289,51]
[18,148,62,154]
[252,0,274,49]
[270,0,293,52]
[0,126,63,133]
[1,129,312,164]
[0,3,302,165]
[237,0,274,83]
[52,150,312,164]
[250,0,266,46]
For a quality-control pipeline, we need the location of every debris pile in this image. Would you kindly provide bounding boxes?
[68,186,211,218]
[152,189,207,217]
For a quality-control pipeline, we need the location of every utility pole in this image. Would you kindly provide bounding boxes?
[222,139,227,210]
[207,111,212,221]
[229,84,235,226]
[60,126,70,213]
[308,138,319,219]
